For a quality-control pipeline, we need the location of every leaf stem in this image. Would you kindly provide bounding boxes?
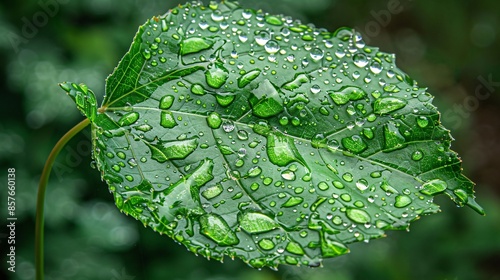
[35,118,90,280]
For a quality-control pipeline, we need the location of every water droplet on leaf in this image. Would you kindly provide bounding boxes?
[420,179,448,195]
[373,97,407,115]
[199,213,239,246]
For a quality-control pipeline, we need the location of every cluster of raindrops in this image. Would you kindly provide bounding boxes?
[82,0,484,269]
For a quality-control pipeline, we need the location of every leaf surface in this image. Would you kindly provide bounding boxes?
[61,1,483,268]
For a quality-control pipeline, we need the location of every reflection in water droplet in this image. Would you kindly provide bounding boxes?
[238,211,278,233]
[146,137,198,162]
[159,95,175,109]
[205,63,229,89]
[341,135,368,154]
[255,30,271,46]
[258,238,275,250]
[318,181,329,191]
[346,208,371,223]
[281,170,296,181]
[238,69,261,88]
[249,79,284,118]
[282,196,303,207]
[180,37,214,55]
[420,179,447,195]
[353,53,368,68]
[417,116,429,128]
[190,84,205,95]
[207,112,222,129]
[286,241,305,255]
[247,166,262,177]
[329,86,367,105]
[160,111,177,128]
[383,122,406,151]
[118,112,139,126]
[310,48,324,61]
[264,40,280,54]
[202,184,223,200]
[356,179,368,191]
[412,150,423,161]
[454,189,469,203]
[395,195,412,208]
[199,213,239,246]
[373,97,407,115]
[222,120,235,132]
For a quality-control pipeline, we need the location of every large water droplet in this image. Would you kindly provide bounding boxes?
[329,86,367,105]
[159,95,175,109]
[216,94,235,107]
[281,170,296,181]
[412,150,424,161]
[180,37,214,55]
[211,10,224,22]
[265,15,283,26]
[346,208,371,224]
[420,179,447,195]
[205,62,229,89]
[286,241,305,255]
[255,30,271,46]
[238,69,261,88]
[258,238,275,250]
[341,135,368,154]
[118,112,139,126]
[369,61,383,74]
[380,181,398,194]
[282,73,309,90]
[318,181,329,191]
[417,116,429,128]
[310,48,324,61]
[453,189,468,204]
[202,184,223,200]
[247,166,262,177]
[383,122,407,151]
[190,84,205,95]
[249,79,284,118]
[237,130,249,140]
[238,211,278,234]
[222,120,235,132]
[394,195,412,208]
[373,97,407,115]
[199,213,239,246]
[356,179,369,191]
[160,111,177,128]
[282,196,303,207]
[207,112,222,129]
[146,137,198,162]
[264,40,280,54]
[353,53,369,68]
[267,132,304,167]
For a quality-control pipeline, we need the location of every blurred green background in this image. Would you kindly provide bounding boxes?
[1,0,499,279]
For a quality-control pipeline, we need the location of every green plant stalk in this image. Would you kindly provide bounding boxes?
[35,118,90,280]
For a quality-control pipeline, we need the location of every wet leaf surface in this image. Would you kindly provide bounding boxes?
[61,1,483,269]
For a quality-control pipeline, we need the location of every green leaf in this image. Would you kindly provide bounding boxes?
[61,1,483,269]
